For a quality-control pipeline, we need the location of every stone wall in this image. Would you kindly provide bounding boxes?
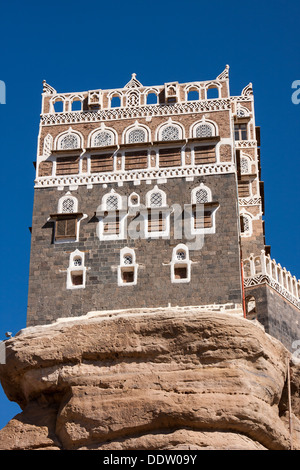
[245,283,300,352]
[27,173,242,326]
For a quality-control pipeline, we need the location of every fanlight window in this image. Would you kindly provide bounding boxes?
[128,129,146,144]
[61,197,75,213]
[150,192,163,207]
[123,254,133,265]
[93,131,113,147]
[106,195,119,210]
[195,124,213,138]
[161,125,180,141]
[240,215,250,233]
[59,134,79,150]
[195,189,209,204]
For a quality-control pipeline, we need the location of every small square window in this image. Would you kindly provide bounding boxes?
[121,268,134,283]
[234,124,248,141]
[71,272,83,286]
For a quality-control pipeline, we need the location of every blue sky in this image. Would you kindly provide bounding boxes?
[0,0,299,429]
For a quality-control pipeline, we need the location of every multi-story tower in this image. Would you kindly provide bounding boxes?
[27,66,300,351]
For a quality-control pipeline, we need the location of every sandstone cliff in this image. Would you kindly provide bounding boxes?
[0,307,299,450]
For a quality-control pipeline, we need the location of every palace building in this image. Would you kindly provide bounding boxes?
[27,66,300,351]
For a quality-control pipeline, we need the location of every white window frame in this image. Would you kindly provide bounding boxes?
[67,249,87,290]
[117,247,138,286]
[170,244,191,284]
[188,184,219,235]
[240,212,253,237]
[96,189,127,241]
[144,186,170,238]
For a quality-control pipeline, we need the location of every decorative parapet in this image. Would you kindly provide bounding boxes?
[34,162,236,188]
[40,99,232,126]
[243,250,300,309]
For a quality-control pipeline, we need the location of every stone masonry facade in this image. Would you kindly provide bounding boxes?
[27,66,299,331]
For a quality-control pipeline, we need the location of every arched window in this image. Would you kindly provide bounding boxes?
[187,89,199,101]
[195,188,209,204]
[71,99,82,111]
[59,133,80,150]
[171,244,191,283]
[191,184,212,204]
[240,214,252,236]
[53,100,64,113]
[110,95,121,108]
[93,131,113,147]
[195,123,213,138]
[206,86,219,99]
[145,186,169,237]
[128,128,146,144]
[105,194,119,210]
[146,92,158,104]
[161,125,180,141]
[128,192,140,207]
[53,194,80,242]
[58,194,78,214]
[67,249,86,289]
[118,247,138,286]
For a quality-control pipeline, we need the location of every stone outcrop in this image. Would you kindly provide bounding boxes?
[0,307,299,450]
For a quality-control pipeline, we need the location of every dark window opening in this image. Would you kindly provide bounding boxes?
[234,123,248,140]
[174,266,188,279]
[206,87,219,99]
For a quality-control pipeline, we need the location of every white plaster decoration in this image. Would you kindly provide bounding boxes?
[170,244,191,283]
[124,73,143,88]
[161,125,180,141]
[117,247,138,286]
[42,80,57,95]
[43,134,53,157]
[190,117,218,139]
[236,104,250,118]
[240,156,250,174]
[41,99,232,125]
[216,65,230,81]
[241,83,253,98]
[205,82,221,99]
[243,250,300,309]
[66,249,86,290]
[128,192,140,207]
[234,140,257,148]
[126,90,140,108]
[97,189,126,241]
[35,162,236,188]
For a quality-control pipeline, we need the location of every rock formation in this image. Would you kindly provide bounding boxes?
[0,307,299,450]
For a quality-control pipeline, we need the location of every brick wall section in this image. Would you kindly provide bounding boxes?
[27,173,242,326]
[245,283,300,352]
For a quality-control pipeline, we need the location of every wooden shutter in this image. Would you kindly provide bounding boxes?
[125,151,148,170]
[194,145,216,164]
[159,147,181,167]
[103,213,120,235]
[55,215,77,240]
[121,269,134,283]
[238,181,250,197]
[91,153,113,173]
[56,156,79,175]
[192,206,213,229]
[148,210,166,232]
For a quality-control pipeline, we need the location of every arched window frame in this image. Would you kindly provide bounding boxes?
[69,94,84,112]
[108,91,123,108]
[185,84,200,102]
[55,128,83,151]
[58,193,78,214]
[67,249,87,290]
[205,82,221,99]
[190,119,218,138]
[123,122,150,144]
[144,88,159,105]
[50,95,66,113]
[144,186,170,238]
[128,192,140,208]
[191,184,212,204]
[156,119,184,142]
[118,247,138,286]
[189,184,218,235]
[88,126,117,148]
[170,244,191,283]
[240,212,253,237]
[96,190,127,241]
